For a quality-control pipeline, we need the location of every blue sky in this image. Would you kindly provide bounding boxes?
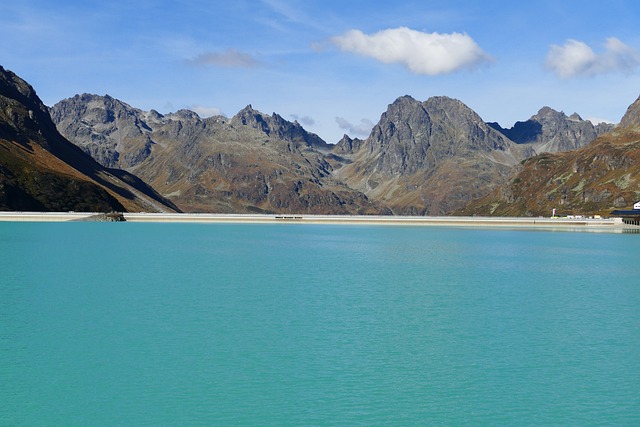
[2,0,640,142]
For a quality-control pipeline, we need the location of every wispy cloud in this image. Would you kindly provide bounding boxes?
[331,27,490,75]
[290,114,315,126]
[587,116,614,125]
[190,105,224,117]
[545,37,640,78]
[260,0,303,23]
[186,48,262,68]
[258,0,325,32]
[335,117,374,137]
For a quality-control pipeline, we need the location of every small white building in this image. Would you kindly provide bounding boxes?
[634,201,640,210]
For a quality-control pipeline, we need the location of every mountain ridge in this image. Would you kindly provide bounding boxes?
[51,93,387,214]
[50,89,623,215]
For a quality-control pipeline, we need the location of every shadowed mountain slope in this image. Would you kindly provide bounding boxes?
[0,66,178,212]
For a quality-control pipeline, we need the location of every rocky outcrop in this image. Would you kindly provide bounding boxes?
[75,212,126,222]
[618,94,640,131]
[488,107,614,153]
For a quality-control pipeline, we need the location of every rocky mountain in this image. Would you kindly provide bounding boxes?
[331,95,533,214]
[459,95,640,217]
[51,94,386,214]
[0,66,179,212]
[488,107,614,153]
[49,84,628,217]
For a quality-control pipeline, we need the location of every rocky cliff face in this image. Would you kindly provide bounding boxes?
[488,107,614,153]
[0,66,178,212]
[50,94,157,169]
[618,94,640,131]
[52,95,386,214]
[0,66,61,152]
[332,95,530,215]
[459,97,640,217]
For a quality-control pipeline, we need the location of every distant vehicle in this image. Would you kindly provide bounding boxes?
[634,201,640,210]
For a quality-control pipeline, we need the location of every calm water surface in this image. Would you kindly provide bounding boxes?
[1,223,639,425]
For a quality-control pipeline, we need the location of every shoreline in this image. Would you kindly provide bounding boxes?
[0,211,631,229]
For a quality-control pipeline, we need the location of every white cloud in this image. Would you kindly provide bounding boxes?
[545,37,640,78]
[331,27,490,75]
[186,49,262,68]
[335,117,374,137]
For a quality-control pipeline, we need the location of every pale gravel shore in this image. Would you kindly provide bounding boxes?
[0,211,629,229]
[0,212,97,222]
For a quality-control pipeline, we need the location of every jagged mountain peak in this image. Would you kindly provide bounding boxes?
[368,94,515,158]
[231,104,272,130]
[423,95,466,108]
[51,93,141,124]
[368,96,429,150]
[233,105,288,126]
[234,104,258,116]
[422,96,493,131]
[377,95,424,121]
[532,107,582,124]
[333,134,364,154]
[74,93,127,108]
[533,106,565,120]
[388,94,418,105]
[167,109,201,121]
[231,104,327,148]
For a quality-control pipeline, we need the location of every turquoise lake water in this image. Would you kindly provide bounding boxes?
[1,222,639,426]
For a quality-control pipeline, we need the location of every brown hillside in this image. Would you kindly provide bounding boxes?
[457,127,640,217]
